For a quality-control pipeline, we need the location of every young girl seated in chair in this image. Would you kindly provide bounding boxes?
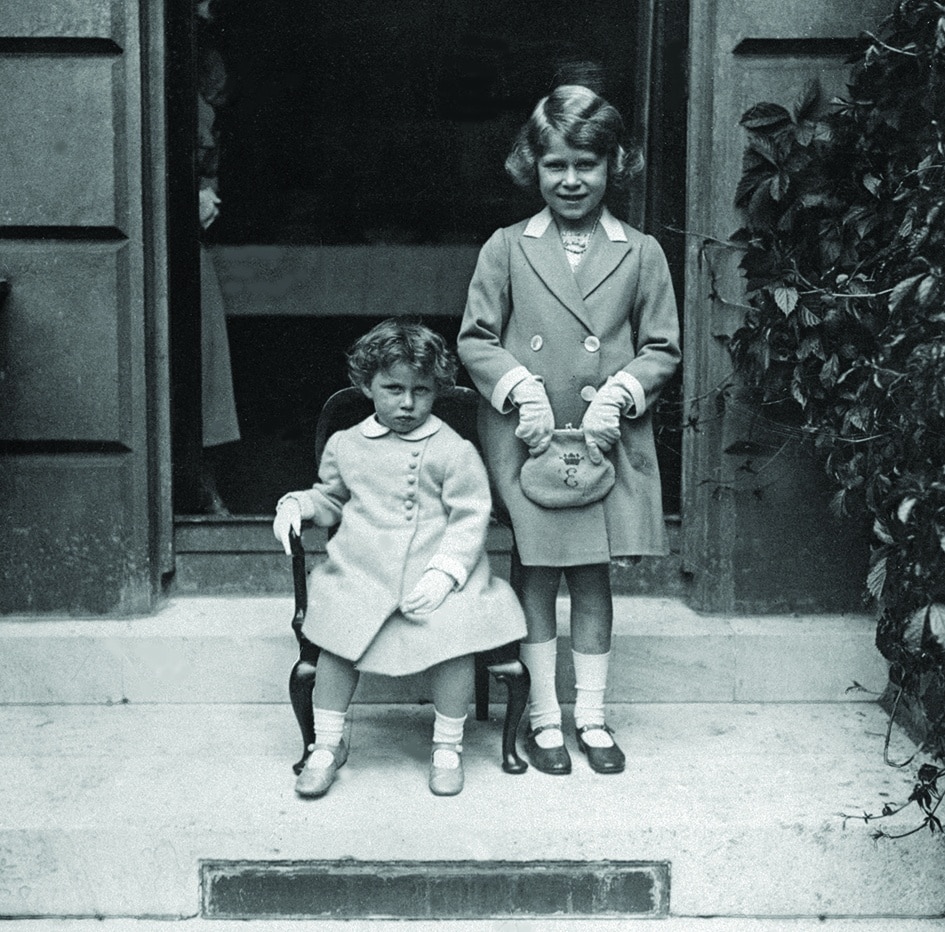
[273,318,526,798]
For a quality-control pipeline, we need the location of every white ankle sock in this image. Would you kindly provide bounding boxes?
[312,707,347,749]
[432,710,466,768]
[520,639,563,747]
[572,649,614,747]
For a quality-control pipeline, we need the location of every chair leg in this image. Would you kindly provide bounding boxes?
[289,656,317,774]
[488,658,530,774]
[474,655,490,721]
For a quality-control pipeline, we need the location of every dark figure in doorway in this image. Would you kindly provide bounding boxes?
[195,0,240,514]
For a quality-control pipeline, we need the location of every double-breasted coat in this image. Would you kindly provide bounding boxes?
[457,207,681,566]
[280,414,526,675]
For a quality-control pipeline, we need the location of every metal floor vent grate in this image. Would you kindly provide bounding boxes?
[201,859,670,920]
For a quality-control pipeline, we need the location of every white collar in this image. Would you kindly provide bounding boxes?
[522,206,627,242]
[359,413,443,441]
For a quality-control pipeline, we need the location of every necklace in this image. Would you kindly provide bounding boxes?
[557,211,601,266]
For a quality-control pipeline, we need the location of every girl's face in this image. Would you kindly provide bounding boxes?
[537,134,608,228]
[363,362,437,434]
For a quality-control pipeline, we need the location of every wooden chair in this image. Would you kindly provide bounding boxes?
[288,385,530,775]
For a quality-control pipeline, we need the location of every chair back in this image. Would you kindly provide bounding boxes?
[313,385,480,467]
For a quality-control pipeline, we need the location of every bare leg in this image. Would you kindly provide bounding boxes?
[564,563,613,654]
[518,564,561,644]
[429,654,474,718]
[564,564,622,765]
[312,650,360,713]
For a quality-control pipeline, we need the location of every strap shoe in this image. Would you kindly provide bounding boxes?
[524,725,572,775]
[295,740,348,797]
[429,743,464,796]
[575,724,625,774]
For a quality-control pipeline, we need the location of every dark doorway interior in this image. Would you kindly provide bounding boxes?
[174,0,688,517]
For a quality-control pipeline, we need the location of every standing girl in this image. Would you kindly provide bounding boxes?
[274,319,526,797]
[458,85,680,775]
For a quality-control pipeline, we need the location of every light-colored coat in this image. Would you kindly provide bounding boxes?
[285,414,526,675]
[457,207,681,565]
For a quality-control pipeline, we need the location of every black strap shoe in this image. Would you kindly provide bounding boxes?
[575,724,626,774]
[524,725,572,775]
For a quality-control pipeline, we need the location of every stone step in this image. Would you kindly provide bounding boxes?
[169,515,690,598]
[0,596,887,705]
[2,702,943,920]
[0,920,943,931]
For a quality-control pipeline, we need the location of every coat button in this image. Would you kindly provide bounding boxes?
[583,335,601,353]
[530,334,543,351]
[405,499,415,509]
[407,475,417,484]
[580,385,597,402]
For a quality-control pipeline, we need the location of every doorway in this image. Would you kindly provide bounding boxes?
[170,0,688,521]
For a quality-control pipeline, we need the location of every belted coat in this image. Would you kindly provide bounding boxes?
[281,414,526,675]
[457,207,681,566]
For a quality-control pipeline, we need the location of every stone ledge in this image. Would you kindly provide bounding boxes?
[0,596,888,705]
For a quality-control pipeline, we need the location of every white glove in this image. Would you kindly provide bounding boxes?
[273,497,302,555]
[199,188,220,229]
[400,569,456,619]
[510,376,555,456]
[581,376,633,464]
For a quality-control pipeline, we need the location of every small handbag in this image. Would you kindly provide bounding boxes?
[519,428,616,509]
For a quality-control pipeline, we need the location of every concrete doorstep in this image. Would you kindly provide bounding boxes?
[2,700,944,923]
[0,595,889,705]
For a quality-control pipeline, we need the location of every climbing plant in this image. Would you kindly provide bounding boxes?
[729,0,945,774]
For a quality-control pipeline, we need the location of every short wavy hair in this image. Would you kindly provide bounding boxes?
[505,84,643,200]
[346,318,458,393]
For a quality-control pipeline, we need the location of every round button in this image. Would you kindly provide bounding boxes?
[409,462,418,470]
[405,514,414,521]
[407,475,417,484]
[583,335,601,353]
[580,385,598,402]
[411,450,420,457]
[530,334,544,351]
[405,500,415,509]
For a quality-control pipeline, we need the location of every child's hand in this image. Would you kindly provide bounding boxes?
[400,569,456,619]
[199,188,221,229]
[510,377,555,456]
[273,498,302,555]
[581,377,633,463]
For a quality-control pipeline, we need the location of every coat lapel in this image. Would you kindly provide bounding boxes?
[574,208,633,300]
[519,208,594,331]
[520,208,633,329]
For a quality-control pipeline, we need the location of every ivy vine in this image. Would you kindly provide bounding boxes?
[729,0,945,764]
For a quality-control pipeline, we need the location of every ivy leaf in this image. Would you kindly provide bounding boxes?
[903,606,927,652]
[889,274,924,312]
[799,305,822,327]
[820,354,840,388]
[898,496,917,524]
[793,79,821,123]
[774,285,799,315]
[863,174,882,197]
[916,274,937,307]
[740,102,793,132]
[867,554,887,600]
[873,519,894,544]
[928,604,945,649]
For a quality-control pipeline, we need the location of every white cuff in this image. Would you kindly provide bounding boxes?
[613,370,646,418]
[491,365,532,414]
[427,554,467,589]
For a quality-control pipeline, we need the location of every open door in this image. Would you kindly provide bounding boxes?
[0,1,172,614]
